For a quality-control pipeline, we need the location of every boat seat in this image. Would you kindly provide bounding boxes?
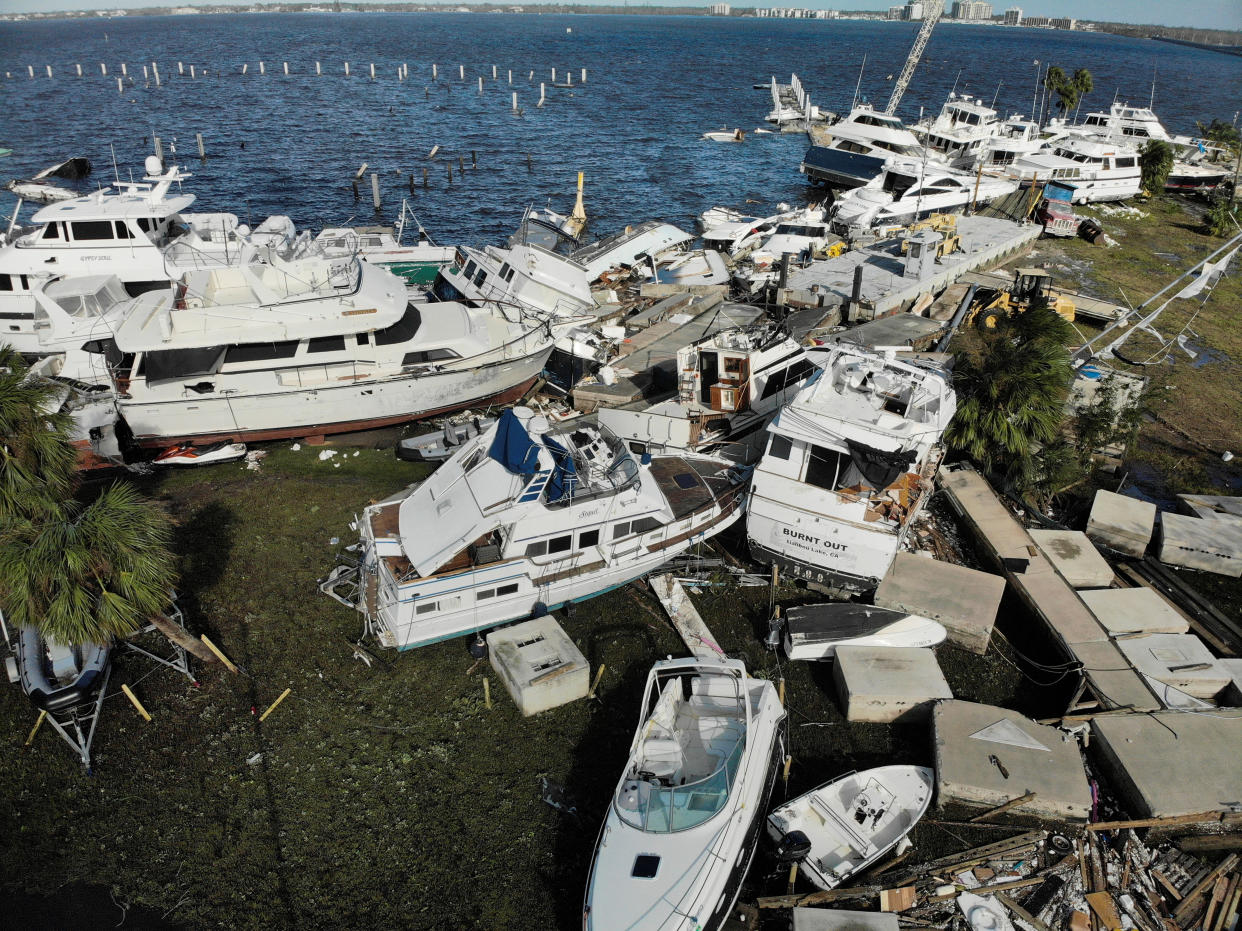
[808,791,877,858]
[640,735,683,782]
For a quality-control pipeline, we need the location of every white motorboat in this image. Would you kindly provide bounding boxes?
[395,415,497,462]
[915,94,1005,170]
[979,115,1067,171]
[697,205,763,233]
[746,344,956,592]
[0,157,304,354]
[3,156,92,205]
[25,274,134,387]
[584,655,788,931]
[313,222,455,288]
[738,210,836,292]
[766,765,934,891]
[571,220,694,283]
[830,160,1018,236]
[801,105,930,190]
[599,324,826,463]
[778,603,947,660]
[649,249,731,288]
[322,409,747,650]
[1005,136,1142,203]
[106,256,554,446]
[702,205,817,258]
[702,129,745,143]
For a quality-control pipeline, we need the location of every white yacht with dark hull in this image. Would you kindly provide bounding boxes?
[1,158,301,355]
[746,344,956,592]
[800,105,929,190]
[324,410,747,651]
[584,656,787,931]
[106,256,554,446]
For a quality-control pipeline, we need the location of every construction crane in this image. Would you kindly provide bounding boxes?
[885,0,944,116]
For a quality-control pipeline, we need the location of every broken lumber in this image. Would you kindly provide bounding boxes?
[995,892,1052,931]
[970,791,1039,823]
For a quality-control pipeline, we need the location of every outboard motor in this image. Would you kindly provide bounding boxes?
[775,830,812,863]
[764,611,786,652]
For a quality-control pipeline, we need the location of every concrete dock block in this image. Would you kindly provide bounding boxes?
[1079,588,1190,637]
[1086,490,1156,557]
[793,908,899,931]
[932,700,1092,822]
[1220,659,1242,707]
[486,616,589,716]
[1178,493,1242,521]
[833,646,952,723]
[1159,511,1242,578]
[1114,633,1230,700]
[1029,529,1114,588]
[874,553,1006,654]
[1090,710,1242,818]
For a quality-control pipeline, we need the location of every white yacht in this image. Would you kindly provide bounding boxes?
[571,221,694,283]
[26,274,133,387]
[323,409,747,650]
[313,226,455,288]
[106,256,554,446]
[0,158,301,354]
[584,656,787,931]
[915,94,1004,170]
[830,159,1018,236]
[1006,136,1142,203]
[979,115,1067,171]
[800,105,929,189]
[746,344,956,592]
[599,325,826,463]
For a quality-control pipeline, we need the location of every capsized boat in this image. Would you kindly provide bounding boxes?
[584,656,788,931]
[323,409,748,650]
[779,603,946,660]
[766,765,933,891]
[703,129,745,143]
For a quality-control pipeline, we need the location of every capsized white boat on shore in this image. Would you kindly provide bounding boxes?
[780,603,947,660]
[767,765,933,891]
[322,409,748,650]
[584,655,788,931]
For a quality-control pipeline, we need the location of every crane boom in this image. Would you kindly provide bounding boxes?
[885,0,944,116]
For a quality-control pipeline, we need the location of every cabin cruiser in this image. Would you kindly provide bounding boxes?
[1,157,303,354]
[915,94,1004,170]
[313,223,455,288]
[830,160,1017,236]
[599,325,826,463]
[701,205,822,259]
[801,105,929,190]
[746,344,956,591]
[979,115,1067,171]
[105,256,554,446]
[584,655,787,931]
[571,221,694,283]
[322,409,747,650]
[736,212,837,293]
[1005,136,1142,203]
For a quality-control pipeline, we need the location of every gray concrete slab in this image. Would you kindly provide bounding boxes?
[1114,634,1230,700]
[833,646,953,723]
[792,909,899,931]
[874,553,1006,655]
[1179,493,1242,521]
[1221,659,1242,707]
[1086,490,1156,557]
[1159,512,1242,578]
[1079,588,1190,636]
[1066,639,1162,710]
[1090,710,1242,818]
[932,700,1092,822]
[832,313,946,351]
[1029,530,1115,589]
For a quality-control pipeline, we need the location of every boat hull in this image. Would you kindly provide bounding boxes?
[783,604,947,660]
[801,146,886,189]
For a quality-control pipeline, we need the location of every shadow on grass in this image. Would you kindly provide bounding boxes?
[172,501,236,640]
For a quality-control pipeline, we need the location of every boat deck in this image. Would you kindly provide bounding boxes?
[650,456,728,519]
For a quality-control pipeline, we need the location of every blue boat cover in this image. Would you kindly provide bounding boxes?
[541,434,578,503]
[488,409,542,477]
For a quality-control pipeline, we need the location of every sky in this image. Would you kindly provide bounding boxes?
[0,0,1239,31]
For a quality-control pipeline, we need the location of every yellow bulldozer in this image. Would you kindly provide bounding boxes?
[966,267,1076,329]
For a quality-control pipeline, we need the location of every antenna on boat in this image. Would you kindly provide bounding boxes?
[989,81,1002,112]
[851,53,866,112]
[1149,64,1157,109]
[109,143,119,184]
[949,68,962,98]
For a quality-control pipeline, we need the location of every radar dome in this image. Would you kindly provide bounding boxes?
[144,155,163,176]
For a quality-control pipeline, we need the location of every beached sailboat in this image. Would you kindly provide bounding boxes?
[107,255,554,446]
[746,344,956,592]
[323,409,748,650]
[584,656,787,931]
[767,765,934,891]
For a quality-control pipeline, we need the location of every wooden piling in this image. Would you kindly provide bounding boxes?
[26,65,33,78]
[351,180,359,201]
[508,69,512,84]
[200,635,239,673]
[121,684,152,722]
[344,62,350,76]
[538,82,545,107]
[258,61,265,75]
[471,149,477,168]
[551,67,556,81]
[370,62,376,80]
[116,76,123,93]
[196,133,205,159]
[120,62,127,76]
[241,63,248,74]
[588,664,607,699]
[581,67,587,83]
[189,65,195,79]
[152,62,160,86]
[75,63,82,76]
[512,91,518,112]
[458,155,465,173]
[483,676,492,709]
[178,61,184,74]
[432,63,437,79]
[409,174,415,194]
[447,163,452,183]
[422,167,428,188]
[427,144,440,159]
[458,64,464,80]
[25,710,47,746]
[526,152,533,171]
[259,688,292,722]
[315,61,321,75]
[491,64,497,79]
[142,64,148,81]
[283,61,289,75]
[101,62,107,75]
[371,173,381,209]
[478,76,483,93]
[528,70,533,80]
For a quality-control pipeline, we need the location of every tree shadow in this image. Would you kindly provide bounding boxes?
[171,501,236,641]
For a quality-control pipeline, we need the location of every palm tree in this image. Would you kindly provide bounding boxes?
[1140,139,1175,194]
[1043,66,1093,120]
[945,306,1075,482]
[0,345,78,521]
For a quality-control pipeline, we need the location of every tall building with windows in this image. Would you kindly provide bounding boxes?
[1003,6,1022,25]
[904,1,925,19]
[708,2,731,13]
[952,1,993,19]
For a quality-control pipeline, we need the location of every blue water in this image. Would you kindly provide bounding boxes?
[2,13,1240,246]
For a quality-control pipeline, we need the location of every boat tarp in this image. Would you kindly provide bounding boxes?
[488,408,541,477]
[143,345,226,385]
[846,438,917,489]
[541,434,578,503]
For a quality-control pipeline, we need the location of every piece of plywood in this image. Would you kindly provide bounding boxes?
[1086,891,1122,928]
[879,886,917,912]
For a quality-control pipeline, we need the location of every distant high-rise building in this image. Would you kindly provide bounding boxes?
[952,1,993,19]
[708,2,731,14]
[905,1,925,19]
[1003,6,1022,25]
[1050,16,1076,29]
[889,5,906,18]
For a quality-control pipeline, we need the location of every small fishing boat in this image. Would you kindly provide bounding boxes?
[395,416,497,462]
[779,603,947,660]
[584,656,788,931]
[153,441,248,467]
[766,765,934,891]
[11,626,112,714]
[703,129,745,143]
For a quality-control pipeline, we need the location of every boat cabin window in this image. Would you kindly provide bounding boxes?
[41,222,62,240]
[498,263,516,283]
[525,540,547,558]
[71,221,115,242]
[357,332,370,345]
[114,221,133,240]
[308,335,346,353]
[758,358,815,401]
[462,260,477,280]
[767,434,792,461]
[578,529,600,548]
[477,583,519,600]
[547,534,572,555]
[805,444,851,491]
[883,173,918,198]
[374,304,422,346]
[431,274,465,303]
[415,600,438,615]
[472,266,487,287]
[1,274,30,292]
[1115,157,1137,169]
[225,340,300,364]
[837,140,870,155]
[402,348,460,366]
[612,522,631,539]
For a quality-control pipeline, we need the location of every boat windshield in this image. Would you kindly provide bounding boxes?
[542,420,639,506]
[616,739,745,834]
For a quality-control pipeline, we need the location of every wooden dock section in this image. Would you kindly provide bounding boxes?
[649,573,725,660]
[938,464,1160,712]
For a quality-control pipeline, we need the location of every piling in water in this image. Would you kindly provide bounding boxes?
[432,63,438,79]
[190,65,196,79]
[101,63,107,75]
[471,150,477,169]
[422,167,429,188]
[344,62,350,76]
[178,61,184,74]
[284,62,289,75]
[75,63,82,77]
[259,61,265,75]
[478,76,483,93]
[116,76,123,93]
[371,173,381,210]
[581,67,587,83]
[121,63,127,76]
[512,91,518,112]
[196,132,205,160]
[370,62,376,80]
[458,64,464,80]
[316,61,321,75]
[491,65,497,79]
